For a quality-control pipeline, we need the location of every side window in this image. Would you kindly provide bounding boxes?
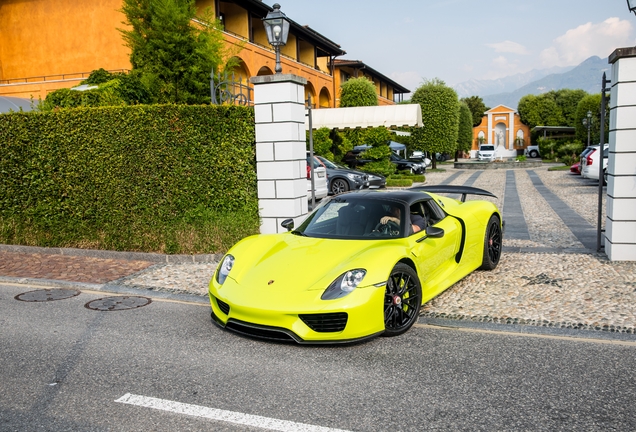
[423,200,446,226]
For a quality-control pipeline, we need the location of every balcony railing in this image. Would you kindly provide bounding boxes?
[0,69,130,86]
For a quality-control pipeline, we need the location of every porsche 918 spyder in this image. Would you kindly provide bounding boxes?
[209,186,503,344]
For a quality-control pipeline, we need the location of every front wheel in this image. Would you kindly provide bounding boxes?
[480,215,502,270]
[383,263,422,337]
[330,178,349,195]
[529,150,539,158]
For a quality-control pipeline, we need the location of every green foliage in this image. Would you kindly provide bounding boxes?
[549,89,587,126]
[410,78,460,168]
[119,0,226,104]
[537,137,558,159]
[83,68,117,85]
[43,70,153,110]
[575,94,608,145]
[460,95,488,127]
[386,178,413,187]
[515,155,527,162]
[518,94,564,128]
[364,126,392,147]
[308,127,334,160]
[0,104,257,253]
[457,102,473,154]
[339,77,378,107]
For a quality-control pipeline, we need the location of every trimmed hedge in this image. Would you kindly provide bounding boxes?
[0,104,258,253]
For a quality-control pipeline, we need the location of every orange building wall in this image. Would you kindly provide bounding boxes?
[0,0,130,81]
[471,107,531,152]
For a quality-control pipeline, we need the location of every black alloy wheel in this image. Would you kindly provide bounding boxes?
[331,178,349,195]
[480,215,502,270]
[383,263,422,336]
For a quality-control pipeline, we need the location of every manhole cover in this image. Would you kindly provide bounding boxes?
[15,289,81,302]
[85,296,151,311]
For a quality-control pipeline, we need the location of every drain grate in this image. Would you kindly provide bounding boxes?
[85,296,151,311]
[15,289,81,302]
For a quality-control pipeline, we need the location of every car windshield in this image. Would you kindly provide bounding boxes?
[480,145,495,151]
[317,157,340,169]
[294,196,406,239]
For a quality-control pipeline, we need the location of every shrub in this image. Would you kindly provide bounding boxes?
[0,104,257,253]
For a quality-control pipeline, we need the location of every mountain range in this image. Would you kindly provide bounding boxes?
[453,56,611,110]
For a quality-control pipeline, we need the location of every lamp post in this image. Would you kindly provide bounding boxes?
[628,0,636,15]
[582,110,592,147]
[262,4,290,74]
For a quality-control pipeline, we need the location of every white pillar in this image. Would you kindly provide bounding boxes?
[508,112,515,150]
[251,74,308,234]
[605,47,636,261]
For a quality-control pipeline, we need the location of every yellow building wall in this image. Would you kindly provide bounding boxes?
[219,3,248,37]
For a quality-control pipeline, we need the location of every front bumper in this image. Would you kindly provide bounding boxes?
[209,279,386,343]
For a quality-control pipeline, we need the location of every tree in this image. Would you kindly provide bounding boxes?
[456,102,473,160]
[410,78,460,169]
[460,95,488,127]
[575,94,608,145]
[119,0,226,104]
[517,94,564,129]
[339,77,378,107]
[308,128,334,160]
[358,127,395,177]
[549,89,587,126]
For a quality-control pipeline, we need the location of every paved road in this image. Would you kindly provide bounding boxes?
[2,282,635,431]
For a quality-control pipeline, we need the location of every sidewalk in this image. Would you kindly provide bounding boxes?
[1,166,635,336]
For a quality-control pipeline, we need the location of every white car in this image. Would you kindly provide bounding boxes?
[581,144,608,182]
[477,144,496,161]
[306,154,329,201]
[524,145,540,158]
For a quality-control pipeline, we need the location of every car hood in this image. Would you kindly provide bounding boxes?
[222,233,401,293]
[327,168,367,177]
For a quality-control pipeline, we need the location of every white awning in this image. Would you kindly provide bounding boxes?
[305,104,422,130]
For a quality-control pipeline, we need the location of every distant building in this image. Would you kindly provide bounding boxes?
[0,0,409,108]
[471,105,531,158]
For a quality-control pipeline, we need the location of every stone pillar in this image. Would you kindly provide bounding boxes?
[605,47,636,261]
[251,74,308,234]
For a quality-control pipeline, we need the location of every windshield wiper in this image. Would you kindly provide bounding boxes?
[291,230,308,237]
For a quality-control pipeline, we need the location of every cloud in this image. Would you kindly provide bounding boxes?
[540,17,633,67]
[482,56,522,80]
[389,71,423,93]
[486,41,529,55]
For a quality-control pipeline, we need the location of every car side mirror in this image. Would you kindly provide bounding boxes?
[281,218,294,231]
[425,226,444,238]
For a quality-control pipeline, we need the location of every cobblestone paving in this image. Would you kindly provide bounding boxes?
[2,164,635,333]
[0,251,153,284]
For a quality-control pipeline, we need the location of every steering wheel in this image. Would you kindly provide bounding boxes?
[372,220,400,236]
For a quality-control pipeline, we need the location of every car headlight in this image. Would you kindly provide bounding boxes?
[346,173,361,181]
[321,269,366,300]
[216,254,235,285]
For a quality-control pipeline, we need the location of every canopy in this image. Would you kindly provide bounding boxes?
[305,104,422,130]
[0,96,33,113]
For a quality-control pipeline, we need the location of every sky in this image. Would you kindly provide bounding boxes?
[273,1,636,92]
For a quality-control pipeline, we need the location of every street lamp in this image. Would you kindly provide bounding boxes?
[628,0,636,16]
[262,3,290,74]
[582,110,592,147]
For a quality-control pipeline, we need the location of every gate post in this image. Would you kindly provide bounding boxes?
[606,47,636,260]
[251,74,308,234]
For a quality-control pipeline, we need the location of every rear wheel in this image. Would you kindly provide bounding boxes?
[383,263,421,337]
[330,178,349,195]
[529,150,539,158]
[480,215,502,270]
[603,169,607,186]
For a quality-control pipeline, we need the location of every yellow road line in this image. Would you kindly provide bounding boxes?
[414,323,636,347]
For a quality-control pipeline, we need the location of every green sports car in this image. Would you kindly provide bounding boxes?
[209,186,503,344]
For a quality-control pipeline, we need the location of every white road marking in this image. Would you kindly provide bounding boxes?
[115,393,352,432]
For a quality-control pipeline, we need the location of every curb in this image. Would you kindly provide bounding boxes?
[0,244,222,264]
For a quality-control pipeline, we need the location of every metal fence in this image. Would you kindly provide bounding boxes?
[210,72,253,106]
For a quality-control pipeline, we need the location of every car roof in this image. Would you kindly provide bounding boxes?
[337,189,433,206]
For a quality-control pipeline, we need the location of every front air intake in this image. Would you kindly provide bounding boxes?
[299,313,348,332]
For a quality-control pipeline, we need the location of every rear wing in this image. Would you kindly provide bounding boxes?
[410,185,497,203]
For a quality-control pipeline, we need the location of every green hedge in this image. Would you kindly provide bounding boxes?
[0,104,258,253]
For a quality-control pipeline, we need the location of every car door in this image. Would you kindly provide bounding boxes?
[406,200,462,304]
